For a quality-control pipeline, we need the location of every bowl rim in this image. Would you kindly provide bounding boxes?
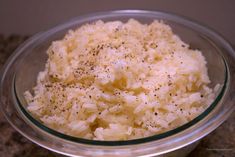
[1,9,234,156]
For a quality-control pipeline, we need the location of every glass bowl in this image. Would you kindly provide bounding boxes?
[1,10,235,157]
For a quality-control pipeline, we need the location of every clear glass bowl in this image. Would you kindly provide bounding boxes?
[1,10,235,157]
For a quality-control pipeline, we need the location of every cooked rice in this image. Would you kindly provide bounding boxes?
[24,19,219,140]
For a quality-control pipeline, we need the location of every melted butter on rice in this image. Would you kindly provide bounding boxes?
[24,19,219,140]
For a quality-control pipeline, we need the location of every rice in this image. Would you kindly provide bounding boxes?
[24,19,219,140]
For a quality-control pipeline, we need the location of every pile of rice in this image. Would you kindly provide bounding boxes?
[24,19,219,140]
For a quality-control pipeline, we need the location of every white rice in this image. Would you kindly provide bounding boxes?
[24,19,219,140]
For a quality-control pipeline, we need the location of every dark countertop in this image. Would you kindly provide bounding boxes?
[0,35,234,157]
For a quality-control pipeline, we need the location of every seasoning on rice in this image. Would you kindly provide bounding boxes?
[24,19,219,140]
